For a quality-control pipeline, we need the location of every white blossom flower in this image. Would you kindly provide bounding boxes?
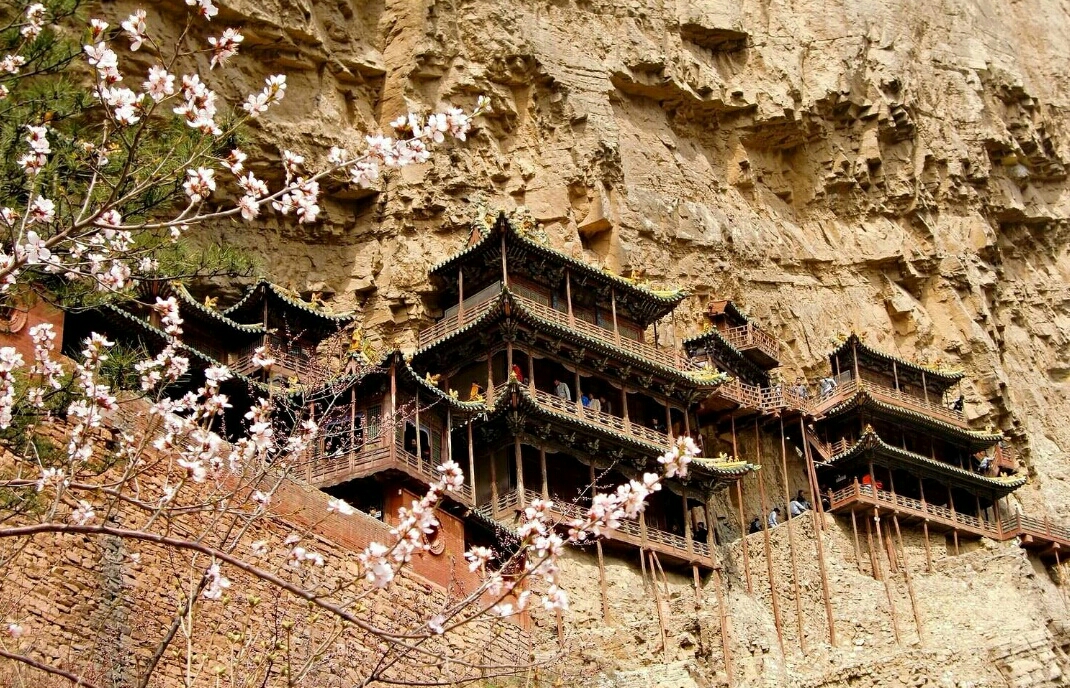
[143,65,175,101]
[1,55,26,74]
[203,562,230,599]
[182,167,216,203]
[89,19,108,41]
[120,10,147,51]
[208,28,243,68]
[7,623,24,639]
[186,0,219,20]
[22,4,46,40]
[327,497,355,515]
[70,500,95,526]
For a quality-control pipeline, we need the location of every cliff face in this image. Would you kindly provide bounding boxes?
[160,0,1070,683]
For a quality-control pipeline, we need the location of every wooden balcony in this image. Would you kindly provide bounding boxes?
[828,482,1070,560]
[722,323,780,368]
[525,385,672,449]
[416,288,702,374]
[513,293,699,372]
[417,292,499,348]
[482,489,714,568]
[810,376,966,427]
[233,337,328,386]
[304,438,474,506]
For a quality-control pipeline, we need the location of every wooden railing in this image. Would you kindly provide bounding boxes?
[829,482,1000,539]
[810,376,966,427]
[1003,513,1070,545]
[717,377,763,408]
[529,387,671,448]
[417,291,499,348]
[722,323,779,362]
[511,293,701,372]
[233,337,327,384]
[304,439,473,506]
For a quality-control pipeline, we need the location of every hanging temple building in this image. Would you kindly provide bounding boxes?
[17,211,1070,645]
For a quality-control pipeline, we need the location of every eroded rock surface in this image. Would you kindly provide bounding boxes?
[131,0,1070,683]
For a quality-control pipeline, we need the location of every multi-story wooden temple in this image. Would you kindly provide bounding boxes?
[52,217,1070,573]
[396,214,756,572]
[804,334,1068,563]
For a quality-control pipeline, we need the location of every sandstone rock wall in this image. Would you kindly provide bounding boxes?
[92,0,1070,684]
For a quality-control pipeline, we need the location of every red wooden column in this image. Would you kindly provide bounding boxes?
[611,288,620,344]
[565,269,574,326]
[467,423,477,506]
[515,438,525,508]
[457,267,465,320]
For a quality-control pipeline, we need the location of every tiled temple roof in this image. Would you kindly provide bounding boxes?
[821,388,1004,450]
[430,213,686,326]
[823,427,1026,496]
[830,333,964,386]
[224,280,356,325]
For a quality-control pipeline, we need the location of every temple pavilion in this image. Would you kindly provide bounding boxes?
[394,212,757,572]
[804,334,1069,562]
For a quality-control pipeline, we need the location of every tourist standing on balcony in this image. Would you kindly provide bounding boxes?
[553,378,571,401]
[589,396,602,412]
[952,393,965,413]
[694,520,709,544]
[581,393,591,407]
[599,395,611,415]
[819,377,834,398]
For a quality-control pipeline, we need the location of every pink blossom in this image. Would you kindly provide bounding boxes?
[89,19,108,41]
[70,500,95,526]
[203,562,230,599]
[208,28,243,68]
[120,10,147,51]
[0,55,26,74]
[22,4,46,40]
[186,0,219,20]
[327,497,356,515]
[183,167,216,203]
[7,623,24,639]
[143,66,175,101]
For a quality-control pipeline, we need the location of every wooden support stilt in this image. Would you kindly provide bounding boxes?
[865,515,880,580]
[539,448,549,500]
[873,509,901,646]
[850,510,864,573]
[692,564,702,607]
[732,417,753,594]
[892,515,925,644]
[713,568,734,687]
[652,550,671,598]
[952,530,960,556]
[755,421,785,654]
[736,479,753,595]
[596,540,609,622]
[649,552,669,659]
[639,547,649,592]
[779,419,806,654]
[1056,550,1070,612]
[800,422,837,646]
[883,522,898,574]
[467,422,476,506]
[920,522,928,577]
[556,610,563,646]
